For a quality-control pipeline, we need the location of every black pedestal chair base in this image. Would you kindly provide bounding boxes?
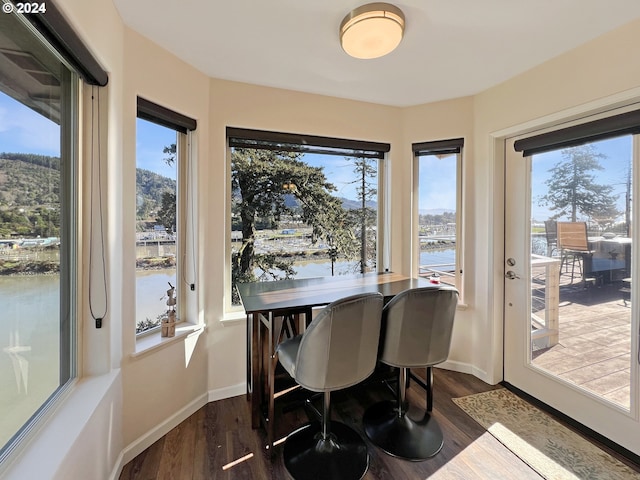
[276,293,384,480]
[363,400,443,461]
[283,420,369,480]
[361,287,458,462]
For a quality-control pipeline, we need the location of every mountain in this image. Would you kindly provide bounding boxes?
[340,197,377,210]
[136,168,176,220]
[281,194,377,211]
[0,153,61,207]
[0,153,175,220]
[419,208,455,215]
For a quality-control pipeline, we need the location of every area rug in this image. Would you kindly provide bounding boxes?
[452,388,638,480]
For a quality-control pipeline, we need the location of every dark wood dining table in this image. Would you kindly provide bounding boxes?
[236,271,437,451]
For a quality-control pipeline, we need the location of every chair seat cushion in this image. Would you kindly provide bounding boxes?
[277,335,302,379]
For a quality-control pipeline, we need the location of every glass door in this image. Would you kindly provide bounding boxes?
[504,133,640,455]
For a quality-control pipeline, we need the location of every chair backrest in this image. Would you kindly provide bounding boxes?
[557,221,589,251]
[544,220,557,245]
[294,292,384,392]
[379,286,458,368]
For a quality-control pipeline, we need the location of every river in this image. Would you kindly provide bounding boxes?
[1,249,455,345]
[0,248,454,445]
[0,271,176,446]
[269,249,456,278]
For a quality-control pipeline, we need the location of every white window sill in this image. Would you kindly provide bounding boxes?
[132,322,205,359]
[220,310,247,325]
[0,370,120,479]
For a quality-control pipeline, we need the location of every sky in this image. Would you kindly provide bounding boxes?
[0,92,177,184]
[136,118,177,180]
[302,153,373,201]
[418,153,457,212]
[1,89,632,219]
[0,92,60,156]
[530,135,632,222]
[302,151,457,211]
[304,139,631,221]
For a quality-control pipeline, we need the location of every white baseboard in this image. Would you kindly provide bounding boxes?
[109,383,246,480]
[437,360,492,384]
[114,392,208,477]
[208,382,245,402]
[107,451,125,480]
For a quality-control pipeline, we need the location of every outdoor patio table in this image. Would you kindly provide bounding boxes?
[585,236,631,283]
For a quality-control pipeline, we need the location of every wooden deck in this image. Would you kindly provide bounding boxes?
[531,268,632,409]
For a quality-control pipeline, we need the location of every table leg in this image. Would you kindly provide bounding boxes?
[249,309,313,452]
[250,312,261,428]
[267,311,276,454]
[255,312,277,446]
[246,314,252,400]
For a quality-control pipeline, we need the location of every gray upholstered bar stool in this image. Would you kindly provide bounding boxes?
[276,292,384,480]
[363,286,458,461]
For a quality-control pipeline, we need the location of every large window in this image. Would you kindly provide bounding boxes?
[0,11,78,459]
[227,128,389,308]
[135,118,178,333]
[135,98,196,334]
[413,138,464,293]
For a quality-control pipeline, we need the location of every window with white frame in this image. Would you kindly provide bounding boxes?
[413,138,464,294]
[226,127,389,309]
[135,98,196,335]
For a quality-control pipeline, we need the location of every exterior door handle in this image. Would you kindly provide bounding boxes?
[505,270,520,280]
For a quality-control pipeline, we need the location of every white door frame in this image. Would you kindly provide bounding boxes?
[491,93,640,454]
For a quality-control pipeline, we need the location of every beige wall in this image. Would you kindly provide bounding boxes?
[205,80,405,392]
[5,1,640,477]
[473,17,640,382]
[476,19,640,135]
[120,27,211,447]
[401,97,477,374]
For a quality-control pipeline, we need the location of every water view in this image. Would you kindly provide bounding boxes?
[286,249,455,279]
[0,268,179,446]
[0,274,59,447]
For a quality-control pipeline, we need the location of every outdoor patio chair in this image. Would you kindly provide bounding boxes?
[557,221,593,283]
[544,220,558,257]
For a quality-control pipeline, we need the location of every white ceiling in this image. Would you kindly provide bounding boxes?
[112,0,640,107]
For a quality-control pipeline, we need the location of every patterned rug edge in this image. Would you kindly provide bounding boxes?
[452,388,639,480]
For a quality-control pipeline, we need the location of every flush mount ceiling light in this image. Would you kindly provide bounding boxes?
[340,3,405,59]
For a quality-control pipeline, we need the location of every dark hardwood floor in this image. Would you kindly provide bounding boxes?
[119,368,639,479]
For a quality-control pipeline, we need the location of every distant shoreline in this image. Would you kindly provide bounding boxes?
[0,242,455,276]
[0,258,59,275]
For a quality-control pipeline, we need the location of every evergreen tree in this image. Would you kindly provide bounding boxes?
[231,148,351,287]
[152,144,177,232]
[156,192,176,232]
[348,156,377,273]
[163,143,176,166]
[539,145,619,221]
